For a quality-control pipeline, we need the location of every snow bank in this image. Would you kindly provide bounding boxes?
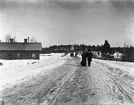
[93,58,134,87]
[78,54,134,76]
[0,53,66,92]
[0,53,64,69]
[93,59,134,76]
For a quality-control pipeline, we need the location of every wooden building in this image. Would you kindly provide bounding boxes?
[122,48,134,62]
[0,39,42,60]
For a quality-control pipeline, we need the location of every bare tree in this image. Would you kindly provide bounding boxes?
[5,34,12,42]
[13,35,16,42]
[29,37,37,43]
[5,34,16,42]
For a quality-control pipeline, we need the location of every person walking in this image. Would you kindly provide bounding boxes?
[75,52,78,57]
[81,49,87,66]
[86,49,93,66]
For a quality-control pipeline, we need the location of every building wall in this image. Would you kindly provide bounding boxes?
[0,51,40,60]
[122,48,134,62]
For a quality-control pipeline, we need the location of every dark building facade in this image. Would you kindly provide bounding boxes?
[122,48,134,62]
[0,39,42,60]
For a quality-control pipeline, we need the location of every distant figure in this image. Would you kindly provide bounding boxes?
[80,48,93,66]
[70,52,74,57]
[75,52,78,57]
[81,50,87,66]
[86,49,93,66]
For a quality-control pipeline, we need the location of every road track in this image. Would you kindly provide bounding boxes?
[46,58,134,105]
[40,58,80,105]
[48,63,77,105]
[93,61,134,105]
[3,57,133,105]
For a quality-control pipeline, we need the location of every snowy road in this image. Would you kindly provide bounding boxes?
[1,57,134,105]
[47,58,134,105]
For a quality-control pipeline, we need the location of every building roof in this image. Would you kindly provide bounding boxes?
[0,43,42,51]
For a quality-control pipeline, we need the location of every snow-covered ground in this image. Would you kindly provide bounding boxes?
[93,59,134,77]
[0,53,66,92]
[0,53,64,69]
[1,55,134,105]
[78,53,134,77]
[78,54,134,83]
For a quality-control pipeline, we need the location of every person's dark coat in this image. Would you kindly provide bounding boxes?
[86,52,93,61]
[81,52,87,66]
[86,52,93,66]
[75,52,78,57]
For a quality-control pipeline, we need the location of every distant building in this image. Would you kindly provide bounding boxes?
[0,39,42,60]
[122,48,134,62]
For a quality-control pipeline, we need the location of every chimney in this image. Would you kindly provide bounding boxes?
[24,39,27,43]
[10,39,13,43]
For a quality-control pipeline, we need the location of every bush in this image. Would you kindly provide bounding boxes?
[100,53,114,60]
[0,62,3,66]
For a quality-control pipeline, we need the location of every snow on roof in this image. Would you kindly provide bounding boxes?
[0,43,42,51]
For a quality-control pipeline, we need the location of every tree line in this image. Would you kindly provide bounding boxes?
[42,40,134,54]
[42,40,113,54]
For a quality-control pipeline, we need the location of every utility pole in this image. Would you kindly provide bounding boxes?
[123,43,126,62]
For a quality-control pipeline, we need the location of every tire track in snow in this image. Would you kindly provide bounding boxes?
[47,63,77,105]
[40,57,80,105]
[1,57,78,105]
[93,61,134,105]
[88,62,117,104]
[49,57,117,105]
[47,57,91,105]
[112,77,134,104]
[43,58,134,105]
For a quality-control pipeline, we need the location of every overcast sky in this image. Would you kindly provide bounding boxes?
[0,0,134,47]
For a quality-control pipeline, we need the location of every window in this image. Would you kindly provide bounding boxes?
[32,53,36,58]
[17,53,20,58]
